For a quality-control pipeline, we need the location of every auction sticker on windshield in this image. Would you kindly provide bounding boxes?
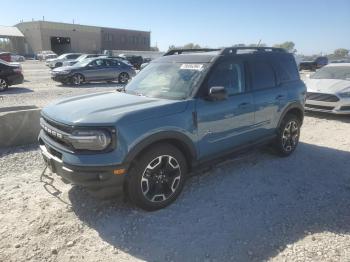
[180,64,204,71]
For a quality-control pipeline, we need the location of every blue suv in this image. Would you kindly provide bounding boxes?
[39,47,306,211]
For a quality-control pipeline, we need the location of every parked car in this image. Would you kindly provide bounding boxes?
[0,59,24,91]
[10,53,25,62]
[304,63,350,114]
[39,47,306,210]
[62,54,103,67]
[51,57,136,85]
[46,53,83,68]
[299,56,328,71]
[119,54,143,69]
[36,50,57,61]
[0,52,12,62]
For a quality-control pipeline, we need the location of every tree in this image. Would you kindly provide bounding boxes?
[273,41,296,53]
[183,43,201,49]
[334,48,349,58]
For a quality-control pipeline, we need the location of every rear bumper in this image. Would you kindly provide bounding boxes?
[7,74,24,86]
[39,136,125,197]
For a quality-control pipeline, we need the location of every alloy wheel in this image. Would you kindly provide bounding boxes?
[0,79,7,91]
[141,155,181,203]
[119,73,129,84]
[282,120,299,152]
[72,74,83,85]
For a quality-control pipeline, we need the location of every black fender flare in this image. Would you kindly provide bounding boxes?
[277,102,304,128]
[123,131,197,168]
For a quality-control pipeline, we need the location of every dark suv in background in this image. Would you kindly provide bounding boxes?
[39,47,306,210]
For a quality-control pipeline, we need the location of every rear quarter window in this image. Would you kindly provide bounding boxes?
[271,55,300,83]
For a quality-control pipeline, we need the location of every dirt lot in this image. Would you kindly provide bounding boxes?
[0,61,350,262]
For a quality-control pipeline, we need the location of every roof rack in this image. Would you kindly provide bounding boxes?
[163,48,220,56]
[220,47,286,55]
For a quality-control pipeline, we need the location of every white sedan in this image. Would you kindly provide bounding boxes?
[304,63,350,114]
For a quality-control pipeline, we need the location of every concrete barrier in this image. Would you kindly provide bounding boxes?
[0,108,41,148]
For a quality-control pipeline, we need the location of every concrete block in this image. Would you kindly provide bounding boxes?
[0,108,41,148]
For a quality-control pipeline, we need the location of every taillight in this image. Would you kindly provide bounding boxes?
[13,67,22,73]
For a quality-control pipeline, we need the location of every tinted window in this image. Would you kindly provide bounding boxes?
[271,55,299,82]
[207,60,245,95]
[250,60,276,90]
[67,54,80,59]
[89,59,106,67]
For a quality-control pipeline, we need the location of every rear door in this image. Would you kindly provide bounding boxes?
[248,55,287,138]
[196,57,255,159]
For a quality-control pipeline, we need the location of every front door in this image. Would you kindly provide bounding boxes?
[196,58,255,159]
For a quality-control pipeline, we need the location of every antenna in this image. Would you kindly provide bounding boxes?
[257,39,261,47]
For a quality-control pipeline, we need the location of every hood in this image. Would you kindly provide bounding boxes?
[46,58,56,62]
[304,78,350,93]
[42,92,188,126]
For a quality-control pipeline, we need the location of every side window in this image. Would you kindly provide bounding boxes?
[95,59,105,67]
[207,61,245,96]
[250,60,276,90]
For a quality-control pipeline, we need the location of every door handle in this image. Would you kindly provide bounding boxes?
[238,102,250,109]
[275,95,285,100]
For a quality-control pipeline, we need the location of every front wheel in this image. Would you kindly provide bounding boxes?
[127,144,188,211]
[274,114,300,157]
[0,78,8,91]
[71,74,84,86]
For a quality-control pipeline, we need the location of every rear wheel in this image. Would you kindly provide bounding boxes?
[118,72,129,84]
[71,74,84,86]
[274,114,300,156]
[0,78,8,91]
[127,144,188,211]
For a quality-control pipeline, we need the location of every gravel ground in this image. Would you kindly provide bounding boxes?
[0,114,350,262]
[0,60,124,109]
[0,62,350,261]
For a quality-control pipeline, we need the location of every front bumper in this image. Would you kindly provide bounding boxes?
[305,99,350,115]
[51,74,71,83]
[39,136,126,197]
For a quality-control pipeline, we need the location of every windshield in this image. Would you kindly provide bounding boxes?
[57,54,67,59]
[74,59,93,67]
[311,66,350,80]
[125,62,207,100]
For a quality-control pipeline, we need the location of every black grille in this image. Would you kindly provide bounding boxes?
[42,116,73,133]
[340,106,350,111]
[305,104,334,110]
[41,117,73,149]
[306,92,339,102]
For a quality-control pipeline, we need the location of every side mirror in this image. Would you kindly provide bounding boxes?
[207,86,227,101]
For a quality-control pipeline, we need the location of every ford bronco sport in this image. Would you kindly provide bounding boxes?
[39,47,306,211]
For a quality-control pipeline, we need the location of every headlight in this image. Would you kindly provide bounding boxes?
[339,91,350,98]
[67,130,112,151]
[56,70,71,75]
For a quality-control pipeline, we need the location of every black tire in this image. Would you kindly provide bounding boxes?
[118,72,129,84]
[0,78,8,91]
[71,73,84,86]
[127,143,188,211]
[274,114,301,157]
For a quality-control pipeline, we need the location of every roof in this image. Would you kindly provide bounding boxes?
[0,25,24,37]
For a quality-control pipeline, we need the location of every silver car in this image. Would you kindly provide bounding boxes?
[51,57,136,85]
[304,63,350,114]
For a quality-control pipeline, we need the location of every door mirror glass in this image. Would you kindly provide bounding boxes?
[208,86,227,101]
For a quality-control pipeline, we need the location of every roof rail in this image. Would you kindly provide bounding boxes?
[220,47,287,55]
[164,48,220,56]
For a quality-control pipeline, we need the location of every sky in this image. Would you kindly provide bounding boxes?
[0,0,349,55]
